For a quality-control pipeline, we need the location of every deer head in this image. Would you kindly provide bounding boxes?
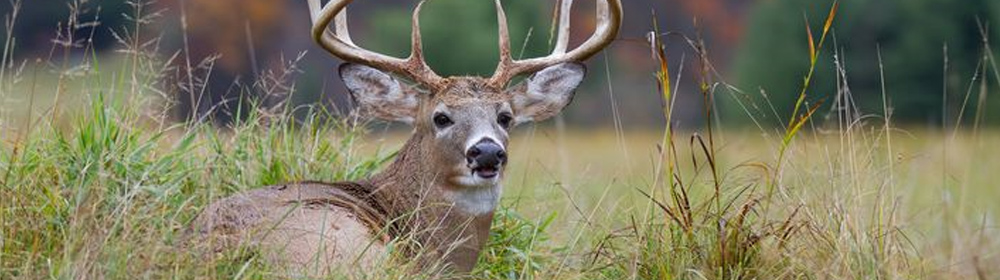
[308,0,621,201]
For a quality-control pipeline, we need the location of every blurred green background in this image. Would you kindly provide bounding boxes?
[0,0,998,128]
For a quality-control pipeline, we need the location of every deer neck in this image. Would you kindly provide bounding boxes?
[366,131,499,270]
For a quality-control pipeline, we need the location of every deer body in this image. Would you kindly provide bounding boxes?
[185,0,620,276]
[187,130,499,274]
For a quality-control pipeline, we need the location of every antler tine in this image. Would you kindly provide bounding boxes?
[488,0,622,88]
[335,7,354,46]
[404,0,445,86]
[307,0,322,23]
[310,0,443,88]
[410,1,427,61]
[553,0,573,54]
[494,0,513,64]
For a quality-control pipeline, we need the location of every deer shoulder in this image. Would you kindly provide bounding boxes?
[183,181,389,275]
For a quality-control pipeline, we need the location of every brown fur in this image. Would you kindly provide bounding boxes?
[182,182,390,276]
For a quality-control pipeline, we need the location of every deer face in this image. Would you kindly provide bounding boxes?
[340,63,586,188]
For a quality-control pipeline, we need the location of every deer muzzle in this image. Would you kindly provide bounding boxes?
[465,139,507,179]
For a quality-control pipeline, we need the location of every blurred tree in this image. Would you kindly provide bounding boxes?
[155,0,307,124]
[0,0,128,55]
[363,0,551,78]
[732,0,1000,126]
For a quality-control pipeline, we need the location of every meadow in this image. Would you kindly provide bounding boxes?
[2,1,1000,279]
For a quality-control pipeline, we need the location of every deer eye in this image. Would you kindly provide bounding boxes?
[497,112,513,129]
[433,113,454,128]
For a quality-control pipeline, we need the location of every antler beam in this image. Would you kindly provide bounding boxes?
[308,0,445,88]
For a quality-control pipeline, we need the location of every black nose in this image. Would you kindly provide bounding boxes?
[466,139,507,167]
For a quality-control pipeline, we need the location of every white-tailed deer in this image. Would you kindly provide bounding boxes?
[184,0,620,276]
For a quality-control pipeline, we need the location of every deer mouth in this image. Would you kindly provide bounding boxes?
[472,166,500,179]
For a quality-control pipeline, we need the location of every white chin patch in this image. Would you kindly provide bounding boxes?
[448,174,502,215]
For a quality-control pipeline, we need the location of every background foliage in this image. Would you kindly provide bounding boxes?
[366,0,551,78]
[734,0,1000,124]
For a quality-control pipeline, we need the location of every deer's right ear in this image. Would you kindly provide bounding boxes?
[339,63,420,124]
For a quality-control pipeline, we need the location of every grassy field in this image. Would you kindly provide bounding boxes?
[2,1,1000,279]
[3,92,1000,279]
[3,87,999,279]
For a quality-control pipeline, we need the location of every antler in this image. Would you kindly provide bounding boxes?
[489,0,622,88]
[308,0,445,88]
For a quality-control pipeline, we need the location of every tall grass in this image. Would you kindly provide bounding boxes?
[584,2,995,279]
[2,0,999,279]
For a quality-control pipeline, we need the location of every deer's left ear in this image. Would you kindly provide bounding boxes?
[507,63,586,125]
